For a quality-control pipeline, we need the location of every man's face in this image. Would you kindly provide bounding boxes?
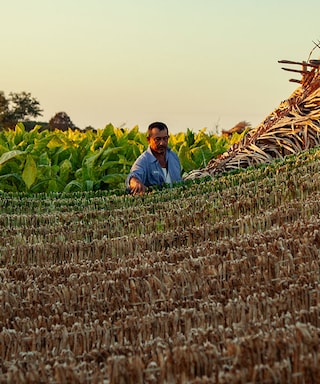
[147,127,169,155]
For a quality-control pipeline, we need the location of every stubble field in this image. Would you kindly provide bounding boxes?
[1,148,320,383]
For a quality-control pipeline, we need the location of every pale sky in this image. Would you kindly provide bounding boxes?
[1,0,320,134]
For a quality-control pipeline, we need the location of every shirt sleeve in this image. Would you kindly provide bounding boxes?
[125,153,148,188]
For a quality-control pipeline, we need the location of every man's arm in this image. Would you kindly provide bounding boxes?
[125,152,149,194]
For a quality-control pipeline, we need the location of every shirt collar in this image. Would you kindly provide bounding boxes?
[147,146,170,159]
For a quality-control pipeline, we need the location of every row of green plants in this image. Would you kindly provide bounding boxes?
[0,123,245,193]
[1,144,320,216]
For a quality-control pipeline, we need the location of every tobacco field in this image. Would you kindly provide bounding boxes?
[0,144,320,383]
[0,123,233,194]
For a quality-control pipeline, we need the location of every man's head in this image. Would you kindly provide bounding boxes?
[147,122,169,155]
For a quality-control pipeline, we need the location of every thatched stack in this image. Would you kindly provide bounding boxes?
[185,42,320,179]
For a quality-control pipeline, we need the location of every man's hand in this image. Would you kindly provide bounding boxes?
[129,177,146,195]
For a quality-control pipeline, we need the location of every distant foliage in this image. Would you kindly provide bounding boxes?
[49,111,76,131]
[0,91,43,129]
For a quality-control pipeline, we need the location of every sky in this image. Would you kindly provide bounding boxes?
[1,0,320,135]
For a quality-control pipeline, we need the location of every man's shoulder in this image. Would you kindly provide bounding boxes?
[135,148,156,163]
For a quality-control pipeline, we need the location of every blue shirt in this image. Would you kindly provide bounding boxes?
[126,146,182,189]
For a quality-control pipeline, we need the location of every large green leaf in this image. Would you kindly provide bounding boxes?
[47,179,59,193]
[190,146,212,168]
[64,180,83,192]
[101,123,116,141]
[84,180,94,191]
[22,154,37,189]
[127,125,140,140]
[0,150,25,166]
[38,152,51,166]
[101,146,122,162]
[178,142,197,173]
[82,149,103,180]
[185,128,195,147]
[101,173,125,185]
[59,159,73,183]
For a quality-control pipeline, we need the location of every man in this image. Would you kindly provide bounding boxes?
[126,121,182,194]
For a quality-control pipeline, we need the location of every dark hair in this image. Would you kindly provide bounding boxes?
[147,122,168,137]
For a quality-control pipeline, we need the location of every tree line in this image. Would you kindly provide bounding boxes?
[0,91,79,131]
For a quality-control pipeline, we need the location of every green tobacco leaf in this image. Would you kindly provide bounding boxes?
[101,159,121,169]
[47,179,59,193]
[101,146,122,161]
[178,142,197,173]
[83,149,103,180]
[64,180,83,192]
[84,180,94,191]
[22,154,37,189]
[101,123,116,141]
[186,128,195,147]
[127,125,139,140]
[0,150,25,166]
[59,159,73,183]
[38,152,51,166]
[101,173,125,185]
[191,146,212,168]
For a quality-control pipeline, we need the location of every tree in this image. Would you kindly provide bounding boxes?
[49,111,76,131]
[0,92,9,116]
[0,91,11,128]
[0,91,43,128]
